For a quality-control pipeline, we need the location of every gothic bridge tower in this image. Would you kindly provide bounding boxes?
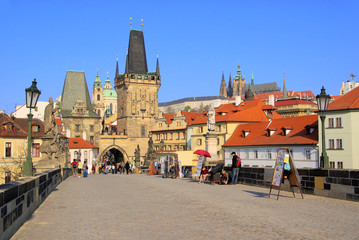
[115,29,161,138]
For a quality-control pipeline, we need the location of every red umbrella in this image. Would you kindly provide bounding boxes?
[193,149,211,158]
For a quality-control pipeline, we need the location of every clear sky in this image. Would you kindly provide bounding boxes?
[1,0,358,113]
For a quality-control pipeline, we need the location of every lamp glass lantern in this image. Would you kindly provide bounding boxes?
[316,86,330,112]
[316,86,330,169]
[25,78,41,110]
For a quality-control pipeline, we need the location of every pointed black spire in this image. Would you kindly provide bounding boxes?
[125,54,129,74]
[220,72,227,97]
[127,30,148,74]
[156,52,160,76]
[115,55,119,77]
[283,73,288,98]
[227,74,233,98]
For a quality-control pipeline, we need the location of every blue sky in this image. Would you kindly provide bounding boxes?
[1,0,358,113]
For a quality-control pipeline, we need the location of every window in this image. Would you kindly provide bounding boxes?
[337,162,343,169]
[75,124,80,131]
[97,94,100,101]
[141,126,146,137]
[110,103,113,112]
[217,138,220,145]
[305,149,311,160]
[32,143,40,157]
[90,125,94,132]
[163,133,167,140]
[266,150,272,159]
[5,142,11,158]
[336,117,342,128]
[197,139,202,146]
[90,136,94,143]
[74,151,79,159]
[168,145,172,150]
[182,132,185,139]
[216,125,221,132]
[336,139,343,149]
[159,123,162,128]
[156,134,160,141]
[329,161,335,169]
[198,127,203,133]
[328,139,335,149]
[32,126,38,132]
[245,150,249,159]
[176,121,181,127]
[98,110,101,115]
[254,150,258,159]
[328,118,334,128]
[84,151,88,161]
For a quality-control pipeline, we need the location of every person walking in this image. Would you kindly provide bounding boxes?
[231,152,241,185]
[92,165,96,174]
[77,160,82,178]
[71,159,77,177]
[83,160,88,178]
[125,161,130,175]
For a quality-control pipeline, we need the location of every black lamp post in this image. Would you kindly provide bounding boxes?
[23,79,41,176]
[316,86,331,168]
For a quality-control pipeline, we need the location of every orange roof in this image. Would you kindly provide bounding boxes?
[327,86,359,111]
[255,90,315,101]
[223,114,318,147]
[181,111,203,124]
[162,113,175,125]
[190,100,282,125]
[69,137,98,149]
[275,99,316,107]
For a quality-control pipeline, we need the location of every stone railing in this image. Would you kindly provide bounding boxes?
[224,167,359,201]
[0,168,72,240]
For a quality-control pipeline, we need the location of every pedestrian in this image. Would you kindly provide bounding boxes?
[111,164,115,174]
[77,160,82,178]
[125,161,130,175]
[231,152,241,185]
[83,160,88,178]
[92,165,96,174]
[71,159,77,177]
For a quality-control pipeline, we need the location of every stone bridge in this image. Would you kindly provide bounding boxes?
[2,172,358,239]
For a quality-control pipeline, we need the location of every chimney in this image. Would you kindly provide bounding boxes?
[268,95,275,106]
[235,96,242,106]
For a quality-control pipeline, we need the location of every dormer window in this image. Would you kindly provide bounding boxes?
[305,125,317,135]
[281,127,292,136]
[242,130,250,138]
[32,125,39,132]
[266,128,276,137]
[73,141,78,145]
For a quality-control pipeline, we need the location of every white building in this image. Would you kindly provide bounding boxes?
[223,115,319,168]
[11,101,49,121]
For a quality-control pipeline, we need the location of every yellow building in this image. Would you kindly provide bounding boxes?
[190,99,282,161]
[0,113,44,183]
[151,111,203,151]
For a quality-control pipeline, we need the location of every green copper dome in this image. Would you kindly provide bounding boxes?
[93,70,102,87]
[103,75,117,97]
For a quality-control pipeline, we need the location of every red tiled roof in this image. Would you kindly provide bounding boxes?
[255,90,315,101]
[0,113,46,138]
[327,86,359,111]
[181,111,203,124]
[274,99,316,107]
[190,100,282,125]
[223,114,318,147]
[69,137,98,149]
[163,113,175,125]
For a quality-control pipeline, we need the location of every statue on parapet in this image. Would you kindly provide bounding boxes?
[207,104,215,132]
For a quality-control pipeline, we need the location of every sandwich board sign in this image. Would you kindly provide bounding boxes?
[268,148,303,200]
[192,155,204,177]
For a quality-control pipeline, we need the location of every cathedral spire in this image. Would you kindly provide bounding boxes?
[156,51,160,76]
[220,72,227,98]
[283,72,287,98]
[236,64,242,80]
[251,72,254,85]
[227,74,233,98]
[115,55,119,77]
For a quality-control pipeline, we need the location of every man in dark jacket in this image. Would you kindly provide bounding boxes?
[231,152,240,185]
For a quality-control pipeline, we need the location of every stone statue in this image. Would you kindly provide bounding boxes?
[144,136,156,167]
[134,145,141,167]
[207,104,215,132]
[44,97,56,136]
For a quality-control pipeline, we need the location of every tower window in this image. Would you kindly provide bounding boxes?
[97,94,101,101]
[141,125,146,137]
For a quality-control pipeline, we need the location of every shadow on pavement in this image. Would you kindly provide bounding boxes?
[243,190,269,198]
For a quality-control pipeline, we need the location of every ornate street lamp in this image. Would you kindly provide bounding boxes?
[23,79,41,176]
[316,86,330,168]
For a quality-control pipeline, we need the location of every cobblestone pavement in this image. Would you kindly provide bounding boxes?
[11,174,359,240]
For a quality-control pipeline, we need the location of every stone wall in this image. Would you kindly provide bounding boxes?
[0,168,72,240]
[224,167,359,201]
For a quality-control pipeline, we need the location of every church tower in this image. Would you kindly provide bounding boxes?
[232,64,246,97]
[115,29,161,138]
[92,70,105,117]
[219,72,227,97]
[227,74,233,98]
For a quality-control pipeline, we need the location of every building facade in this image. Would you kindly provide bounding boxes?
[223,115,319,168]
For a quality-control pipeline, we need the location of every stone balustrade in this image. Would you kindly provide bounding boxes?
[0,168,72,240]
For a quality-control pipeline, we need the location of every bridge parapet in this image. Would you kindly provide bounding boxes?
[0,168,72,240]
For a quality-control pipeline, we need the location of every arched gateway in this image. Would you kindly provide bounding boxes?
[98,145,129,165]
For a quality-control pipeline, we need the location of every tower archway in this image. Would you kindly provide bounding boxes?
[98,145,129,165]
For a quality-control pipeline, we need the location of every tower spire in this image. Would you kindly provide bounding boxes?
[220,72,227,98]
[236,64,242,80]
[251,72,254,85]
[283,72,287,98]
[156,51,160,76]
[115,55,119,78]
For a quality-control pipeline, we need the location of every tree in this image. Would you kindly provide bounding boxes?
[183,106,191,112]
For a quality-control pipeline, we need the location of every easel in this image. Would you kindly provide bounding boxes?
[268,148,304,200]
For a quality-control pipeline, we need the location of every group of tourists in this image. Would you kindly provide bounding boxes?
[71,159,88,178]
[198,152,242,185]
[98,161,134,175]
